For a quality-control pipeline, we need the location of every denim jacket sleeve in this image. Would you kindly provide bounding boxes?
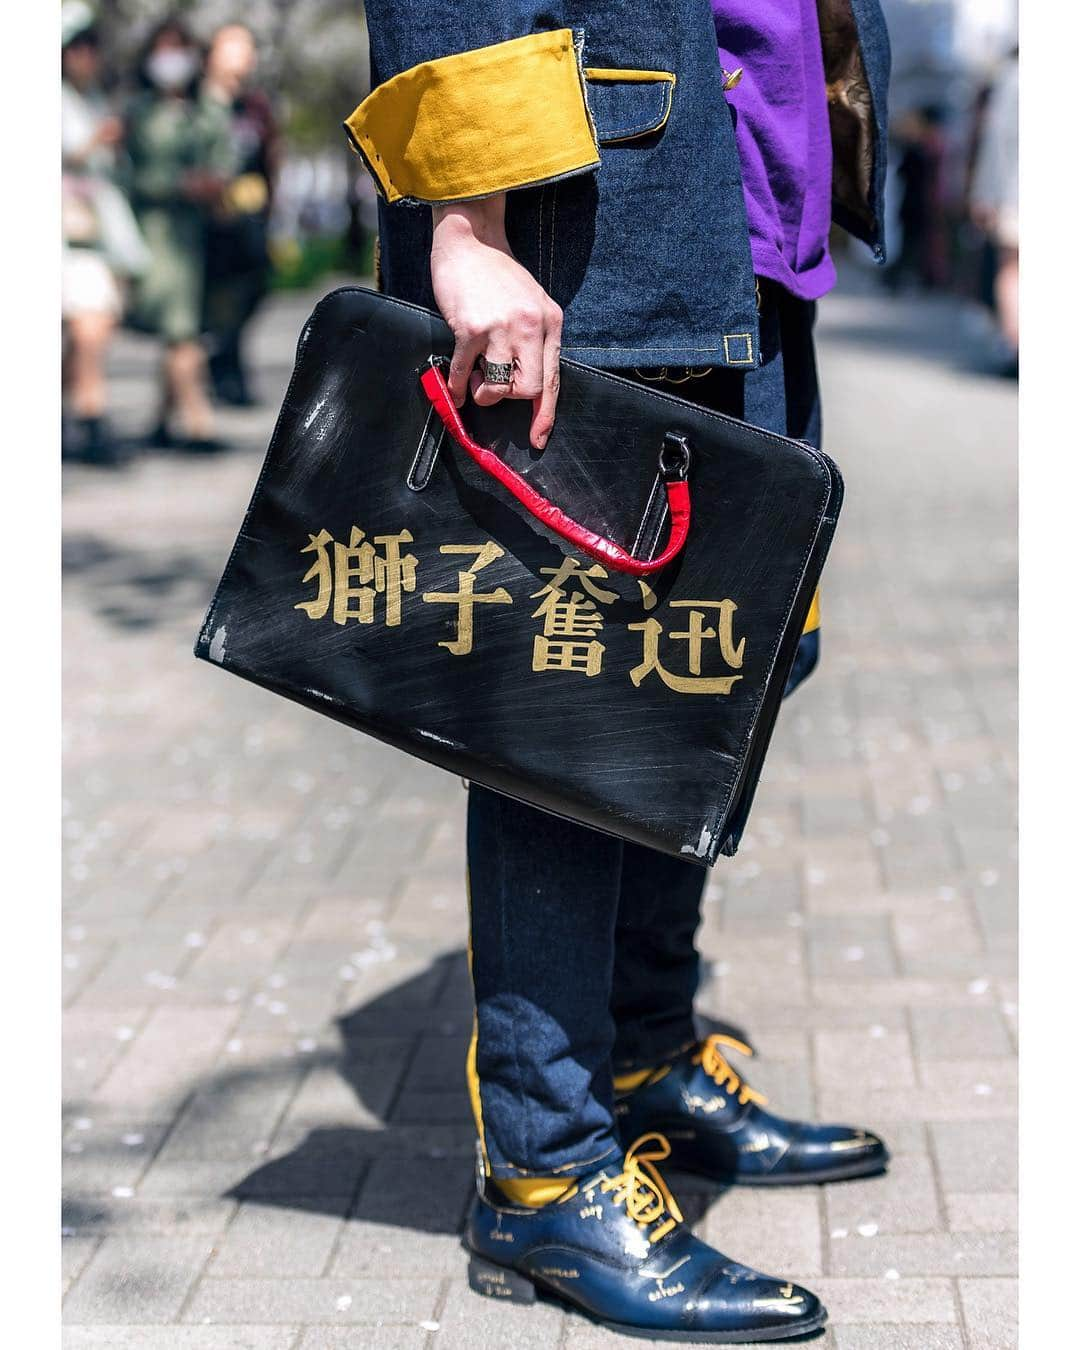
[345,5,603,206]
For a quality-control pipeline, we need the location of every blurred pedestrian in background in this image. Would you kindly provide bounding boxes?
[62,1,146,466]
[886,104,949,293]
[202,24,281,409]
[126,17,234,452]
[971,46,1019,375]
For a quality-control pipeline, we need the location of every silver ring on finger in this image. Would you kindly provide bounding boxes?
[480,356,515,386]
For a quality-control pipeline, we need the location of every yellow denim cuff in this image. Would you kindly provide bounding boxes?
[344,29,601,205]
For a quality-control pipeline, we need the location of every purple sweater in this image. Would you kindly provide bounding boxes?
[713,0,836,301]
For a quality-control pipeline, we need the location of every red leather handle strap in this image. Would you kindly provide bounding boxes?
[419,362,690,577]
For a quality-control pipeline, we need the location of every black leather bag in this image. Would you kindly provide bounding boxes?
[195,287,842,864]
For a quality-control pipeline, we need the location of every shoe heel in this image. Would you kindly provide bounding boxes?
[467,1254,536,1305]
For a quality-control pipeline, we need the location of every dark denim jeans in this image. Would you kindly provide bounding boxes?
[466,282,821,1180]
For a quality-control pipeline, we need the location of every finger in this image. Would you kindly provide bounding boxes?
[447,329,485,409]
[510,333,545,405]
[530,308,563,449]
[471,340,516,407]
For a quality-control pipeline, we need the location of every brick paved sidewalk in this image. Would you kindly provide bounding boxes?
[62,273,1017,1349]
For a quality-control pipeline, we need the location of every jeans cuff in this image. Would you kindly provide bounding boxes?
[486,1140,624,1182]
[612,1022,698,1075]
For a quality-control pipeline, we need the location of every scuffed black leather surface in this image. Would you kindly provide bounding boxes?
[195,287,842,864]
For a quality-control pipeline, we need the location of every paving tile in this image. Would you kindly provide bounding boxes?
[63,1332,298,1349]
[329,1224,466,1279]
[917,1058,1017,1093]
[930,1120,1018,1193]
[62,1196,238,1236]
[827,1231,1017,1278]
[958,1277,1018,1350]
[811,978,1002,1009]
[209,1197,350,1277]
[268,1121,478,1164]
[182,1277,441,1325]
[275,1053,405,1133]
[94,1006,240,1114]
[716,1003,908,1034]
[62,1235,214,1324]
[804,885,944,918]
[809,1277,957,1324]
[814,1027,916,1090]
[831,1329,964,1350]
[63,1007,151,1099]
[825,1155,942,1236]
[155,1086,303,1165]
[808,935,897,980]
[431,1280,565,1349]
[910,1006,1013,1060]
[350,1156,474,1233]
[817,1082,1015,1123]
[893,906,985,963]
[295,1333,430,1349]
[63,1236,101,1287]
[63,1120,171,1193]
[944,1192,1017,1234]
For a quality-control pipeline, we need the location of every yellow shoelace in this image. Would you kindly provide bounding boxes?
[692,1034,769,1107]
[597,1132,683,1244]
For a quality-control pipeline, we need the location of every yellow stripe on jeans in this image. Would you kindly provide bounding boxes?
[464,867,490,1175]
[802,588,821,635]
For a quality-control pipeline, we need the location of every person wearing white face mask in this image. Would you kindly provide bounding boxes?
[126,17,235,452]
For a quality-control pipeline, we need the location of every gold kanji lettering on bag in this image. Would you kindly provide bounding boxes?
[294,526,418,627]
[294,529,334,620]
[629,600,746,694]
[421,542,512,655]
[530,559,617,677]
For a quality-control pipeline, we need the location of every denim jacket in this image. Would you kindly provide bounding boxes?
[347,1,890,370]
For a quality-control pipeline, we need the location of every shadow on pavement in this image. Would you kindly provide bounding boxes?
[63,531,224,633]
[225,950,747,1234]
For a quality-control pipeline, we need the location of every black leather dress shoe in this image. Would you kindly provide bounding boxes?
[465,1133,827,1342]
[616,1036,889,1186]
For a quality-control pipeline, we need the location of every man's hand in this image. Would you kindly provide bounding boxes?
[430,195,562,450]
